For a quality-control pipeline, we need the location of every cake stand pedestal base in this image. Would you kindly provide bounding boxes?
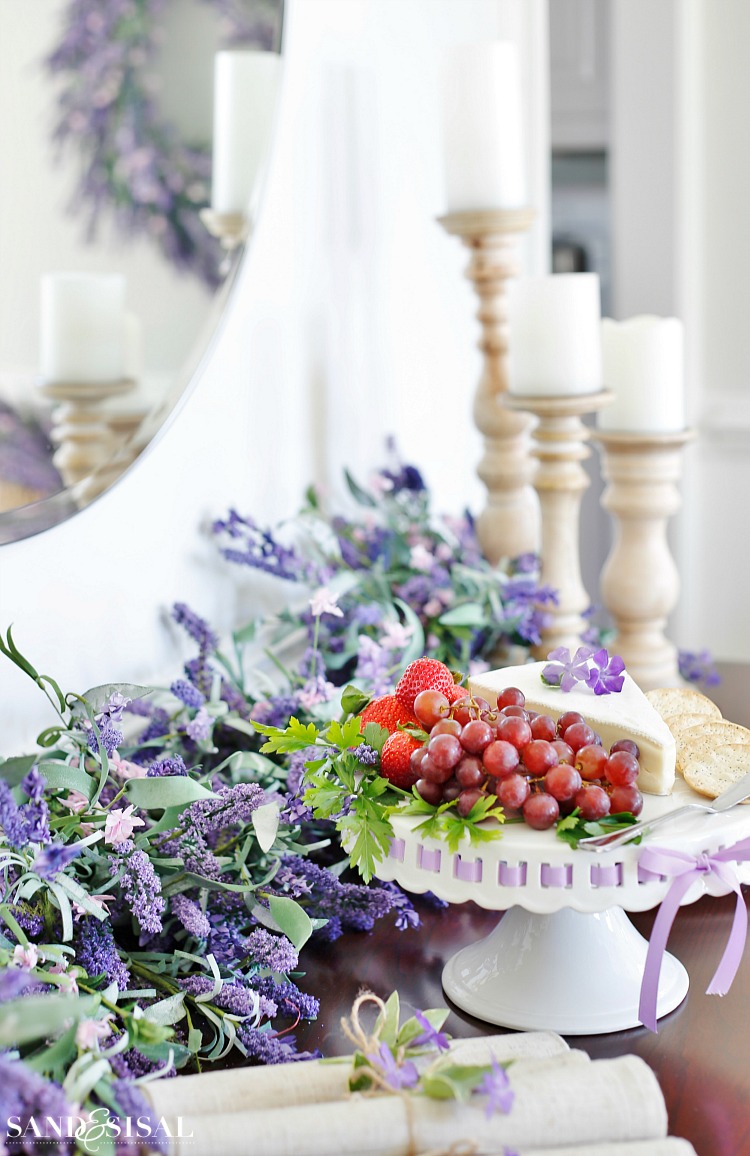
[442,905,688,1035]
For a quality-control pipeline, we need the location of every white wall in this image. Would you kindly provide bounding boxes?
[0,0,550,752]
[609,0,750,662]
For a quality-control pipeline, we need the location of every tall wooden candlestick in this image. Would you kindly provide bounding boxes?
[506,389,614,657]
[439,209,539,565]
[596,430,694,690]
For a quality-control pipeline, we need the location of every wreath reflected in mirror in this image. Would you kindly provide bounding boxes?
[47,0,283,288]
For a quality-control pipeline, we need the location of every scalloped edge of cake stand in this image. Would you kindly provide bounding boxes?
[442,905,688,1035]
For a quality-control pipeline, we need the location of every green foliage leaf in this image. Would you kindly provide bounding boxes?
[325,716,363,751]
[267,895,313,951]
[37,759,97,801]
[555,808,639,849]
[396,1007,450,1049]
[421,1062,493,1102]
[0,755,39,786]
[344,468,377,507]
[254,716,320,754]
[362,722,389,754]
[339,799,393,884]
[77,683,153,714]
[125,776,216,809]
[438,603,486,628]
[341,684,371,717]
[374,991,400,1047]
[142,992,187,1026]
[0,994,98,1047]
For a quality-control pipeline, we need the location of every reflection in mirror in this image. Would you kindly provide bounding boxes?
[0,0,283,539]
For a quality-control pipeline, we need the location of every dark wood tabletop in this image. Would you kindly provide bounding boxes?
[297,663,750,1156]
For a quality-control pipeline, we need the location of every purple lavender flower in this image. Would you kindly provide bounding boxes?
[186,707,212,742]
[251,976,319,1021]
[33,841,82,880]
[355,636,393,698]
[147,755,188,778]
[252,694,301,731]
[21,766,45,804]
[586,648,626,695]
[0,967,32,1003]
[170,894,211,940]
[475,1057,515,1118]
[366,1042,419,1090]
[87,715,123,756]
[110,1080,169,1156]
[0,1056,75,1155]
[74,916,131,991]
[110,844,165,937]
[541,646,596,692]
[679,648,721,688]
[172,602,219,654]
[237,1025,307,1064]
[245,928,299,974]
[352,743,378,766]
[181,783,265,838]
[170,678,205,709]
[212,510,316,582]
[0,780,49,848]
[411,1010,450,1052]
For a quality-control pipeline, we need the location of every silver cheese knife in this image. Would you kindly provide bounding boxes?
[578,767,750,852]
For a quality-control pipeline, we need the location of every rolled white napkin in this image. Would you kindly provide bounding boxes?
[521,1142,696,1156]
[146,1030,568,1117]
[162,1053,666,1156]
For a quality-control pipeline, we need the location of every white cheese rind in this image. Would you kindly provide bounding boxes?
[468,662,676,795]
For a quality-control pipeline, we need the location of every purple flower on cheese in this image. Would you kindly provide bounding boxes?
[541,646,595,692]
[586,648,626,695]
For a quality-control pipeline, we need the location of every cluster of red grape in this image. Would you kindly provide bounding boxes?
[409,686,644,831]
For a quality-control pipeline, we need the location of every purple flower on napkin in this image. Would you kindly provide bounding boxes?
[476,1057,515,1118]
[541,646,595,692]
[366,1042,419,1090]
[586,649,626,695]
[411,1009,450,1053]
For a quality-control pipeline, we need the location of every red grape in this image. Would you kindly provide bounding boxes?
[451,696,489,726]
[557,710,585,736]
[455,756,485,789]
[442,781,461,802]
[575,743,609,782]
[416,778,443,805]
[551,739,575,765]
[530,714,556,742]
[523,793,560,830]
[605,750,640,787]
[563,721,597,753]
[544,764,583,802]
[457,788,483,817]
[497,773,530,811]
[414,689,450,729]
[496,715,533,750]
[430,718,462,739]
[610,738,640,759]
[575,784,611,821]
[460,719,495,754]
[482,740,520,778]
[609,784,644,816]
[500,704,528,719]
[522,739,559,776]
[427,733,462,771]
[497,687,525,710]
[409,746,429,776]
[420,753,455,784]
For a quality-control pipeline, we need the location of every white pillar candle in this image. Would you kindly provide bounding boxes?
[211,50,281,215]
[441,41,526,212]
[508,273,602,395]
[39,273,126,384]
[598,315,685,432]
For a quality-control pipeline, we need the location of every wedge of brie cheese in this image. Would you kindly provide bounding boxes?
[469,662,676,795]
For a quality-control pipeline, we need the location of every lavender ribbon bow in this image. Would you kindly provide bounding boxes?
[639,837,750,1032]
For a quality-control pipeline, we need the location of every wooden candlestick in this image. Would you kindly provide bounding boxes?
[439,208,539,565]
[506,389,614,657]
[39,379,138,502]
[596,429,695,690]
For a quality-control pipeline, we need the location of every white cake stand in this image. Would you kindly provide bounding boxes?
[375,778,750,1035]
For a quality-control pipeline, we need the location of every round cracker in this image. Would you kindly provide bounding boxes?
[667,712,720,741]
[645,686,722,721]
[682,743,750,800]
[677,722,750,775]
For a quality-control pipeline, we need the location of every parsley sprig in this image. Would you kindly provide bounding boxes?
[556,808,639,848]
[400,792,505,853]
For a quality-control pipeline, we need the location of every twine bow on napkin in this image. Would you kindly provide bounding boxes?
[639,837,750,1031]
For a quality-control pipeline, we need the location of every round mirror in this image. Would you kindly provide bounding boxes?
[0,0,283,543]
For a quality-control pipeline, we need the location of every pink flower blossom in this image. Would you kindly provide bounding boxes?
[381,621,413,651]
[104,805,145,846]
[12,944,39,970]
[110,751,148,780]
[62,791,89,814]
[409,545,434,572]
[309,588,344,618]
[75,1015,114,1050]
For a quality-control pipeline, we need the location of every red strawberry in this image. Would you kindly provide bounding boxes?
[395,657,456,713]
[380,731,423,789]
[446,681,466,704]
[359,694,419,735]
